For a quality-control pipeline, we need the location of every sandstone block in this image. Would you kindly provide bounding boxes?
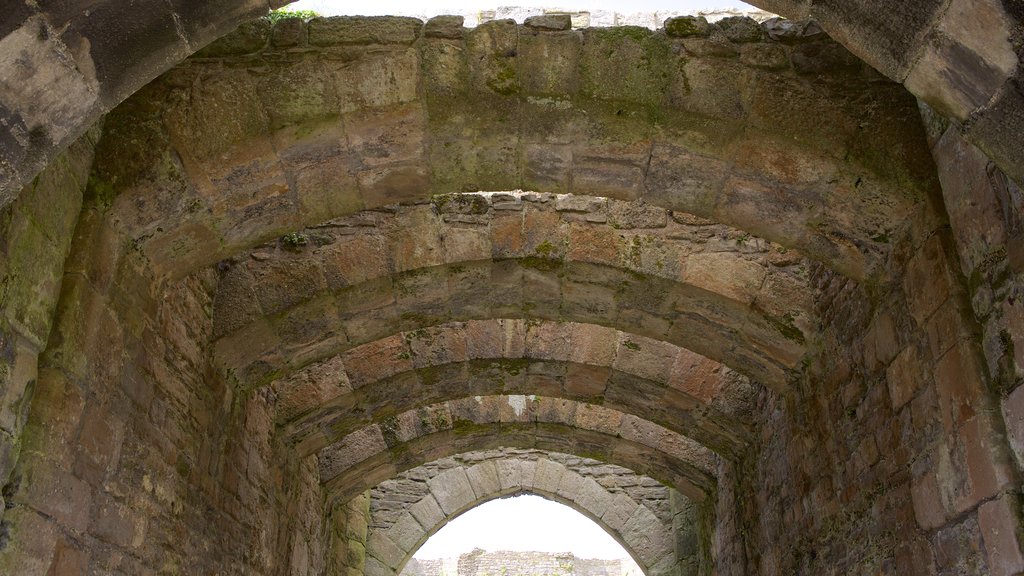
[663,16,710,38]
[524,15,572,31]
[427,467,475,515]
[309,16,421,46]
[424,15,465,39]
[978,494,1024,576]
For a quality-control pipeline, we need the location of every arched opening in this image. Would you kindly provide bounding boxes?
[404,494,645,576]
[356,449,709,576]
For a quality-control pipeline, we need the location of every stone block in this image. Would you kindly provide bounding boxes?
[367,532,405,569]
[524,15,571,31]
[309,16,421,46]
[1002,384,1024,468]
[409,494,445,529]
[718,17,764,43]
[887,345,927,411]
[319,426,388,481]
[613,333,677,383]
[601,492,641,532]
[333,49,420,112]
[567,323,617,366]
[424,15,465,39]
[966,78,1024,187]
[955,415,1015,513]
[272,17,306,47]
[465,460,501,499]
[978,494,1024,576]
[580,27,670,106]
[519,31,580,96]
[427,467,475,515]
[664,16,710,38]
[342,336,413,389]
[905,240,956,330]
[683,252,765,305]
[466,20,520,95]
[573,477,610,518]
[905,0,1016,121]
[91,496,146,549]
[933,342,986,432]
[387,512,426,553]
[532,458,567,493]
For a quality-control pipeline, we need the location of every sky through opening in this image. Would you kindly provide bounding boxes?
[412,494,642,562]
[286,0,758,19]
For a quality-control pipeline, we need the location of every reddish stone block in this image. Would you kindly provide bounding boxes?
[955,415,1015,513]
[903,234,953,326]
[978,494,1024,576]
[887,344,926,411]
[342,335,414,388]
[933,128,1008,275]
[925,300,965,361]
[911,468,948,530]
[567,323,617,366]
[1002,299,1024,378]
[48,537,89,576]
[1003,384,1024,467]
[933,342,987,432]
[567,222,621,267]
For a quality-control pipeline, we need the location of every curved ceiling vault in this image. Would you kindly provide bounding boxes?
[213,195,811,391]
[89,15,937,284]
[2,5,1022,576]
[2,0,1019,203]
[317,397,716,504]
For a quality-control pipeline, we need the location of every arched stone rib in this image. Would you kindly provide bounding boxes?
[318,396,717,503]
[365,451,686,576]
[272,320,753,458]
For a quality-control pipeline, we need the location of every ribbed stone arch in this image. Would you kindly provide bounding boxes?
[213,196,811,390]
[364,451,692,576]
[2,3,1017,206]
[73,16,943,285]
[317,397,717,505]
[274,319,753,459]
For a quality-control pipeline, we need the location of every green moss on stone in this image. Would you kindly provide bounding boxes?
[519,256,563,272]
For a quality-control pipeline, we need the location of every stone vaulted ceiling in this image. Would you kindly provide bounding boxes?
[0,3,1023,576]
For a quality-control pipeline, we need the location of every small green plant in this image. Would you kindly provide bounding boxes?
[265,8,319,23]
[623,339,641,351]
[281,232,308,249]
[535,240,557,256]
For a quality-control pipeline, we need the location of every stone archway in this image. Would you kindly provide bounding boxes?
[0,9,1022,576]
[363,449,698,576]
[2,3,1019,199]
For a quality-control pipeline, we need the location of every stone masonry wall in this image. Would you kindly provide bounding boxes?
[0,180,328,574]
[920,103,1024,469]
[0,124,98,534]
[737,232,1023,575]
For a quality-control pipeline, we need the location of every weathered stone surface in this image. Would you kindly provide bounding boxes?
[1,8,1023,576]
[309,16,423,46]
[524,15,572,31]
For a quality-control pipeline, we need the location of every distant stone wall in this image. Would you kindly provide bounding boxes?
[403,549,642,576]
